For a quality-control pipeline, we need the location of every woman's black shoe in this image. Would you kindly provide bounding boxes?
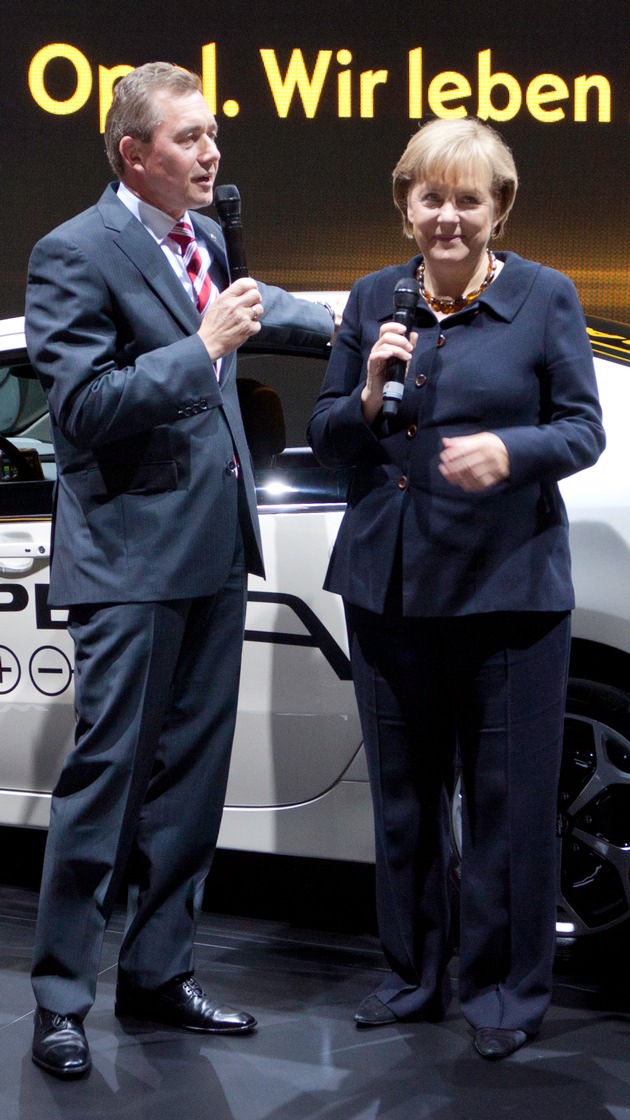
[354,994,397,1027]
[474,1027,528,1060]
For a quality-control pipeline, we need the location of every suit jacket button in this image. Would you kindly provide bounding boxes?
[226,459,237,475]
[397,475,408,490]
[436,334,446,347]
[406,424,417,439]
[415,374,427,387]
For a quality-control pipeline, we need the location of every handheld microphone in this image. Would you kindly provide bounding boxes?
[382,276,420,418]
[213,184,249,281]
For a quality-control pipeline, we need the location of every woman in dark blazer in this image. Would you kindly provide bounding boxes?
[307,117,605,1060]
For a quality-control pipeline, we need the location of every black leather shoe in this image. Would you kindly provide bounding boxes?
[354,993,398,1028]
[32,1007,91,1079]
[115,975,256,1033]
[474,1027,529,1060]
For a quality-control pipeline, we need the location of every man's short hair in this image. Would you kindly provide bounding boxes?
[104,62,203,179]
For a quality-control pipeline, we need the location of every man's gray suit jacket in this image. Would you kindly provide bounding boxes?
[25,182,332,607]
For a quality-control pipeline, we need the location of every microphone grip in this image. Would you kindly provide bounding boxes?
[220,221,249,281]
[213,184,249,282]
[381,362,406,417]
[381,305,417,418]
[381,278,419,420]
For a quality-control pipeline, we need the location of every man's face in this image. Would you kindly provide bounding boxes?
[124,89,220,219]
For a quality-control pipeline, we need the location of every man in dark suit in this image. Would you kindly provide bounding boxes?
[25,61,333,1080]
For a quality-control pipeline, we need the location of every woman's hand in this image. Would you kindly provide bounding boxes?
[361,322,418,425]
[439,433,510,492]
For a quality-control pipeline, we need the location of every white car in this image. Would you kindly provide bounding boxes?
[1,312,629,939]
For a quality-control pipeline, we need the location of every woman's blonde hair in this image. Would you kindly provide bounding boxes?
[392,117,518,239]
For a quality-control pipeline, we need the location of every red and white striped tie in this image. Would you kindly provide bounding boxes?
[169,220,214,314]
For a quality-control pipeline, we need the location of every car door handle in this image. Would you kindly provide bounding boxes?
[0,530,50,574]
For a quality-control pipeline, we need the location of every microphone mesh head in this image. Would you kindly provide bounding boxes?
[394,276,420,309]
[214,184,241,216]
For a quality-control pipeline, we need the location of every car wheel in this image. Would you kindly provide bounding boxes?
[557,678,630,937]
[450,677,630,938]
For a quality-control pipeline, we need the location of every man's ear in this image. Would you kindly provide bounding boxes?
[118,135,144,174]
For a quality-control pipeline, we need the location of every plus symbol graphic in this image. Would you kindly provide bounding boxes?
[0,655,13,684]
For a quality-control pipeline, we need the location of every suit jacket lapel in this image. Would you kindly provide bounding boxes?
[191,214,229,292]
[191,213,232,385]
[96,184,202,335]
[96,185,234,382]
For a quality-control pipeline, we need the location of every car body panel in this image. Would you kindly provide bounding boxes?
[562,358,630,657]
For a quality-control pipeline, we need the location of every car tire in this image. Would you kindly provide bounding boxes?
[557,677,630,937]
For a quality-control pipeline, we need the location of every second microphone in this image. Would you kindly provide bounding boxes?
[382,276,420,419]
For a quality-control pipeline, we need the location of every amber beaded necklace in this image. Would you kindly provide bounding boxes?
[417,250,497,315]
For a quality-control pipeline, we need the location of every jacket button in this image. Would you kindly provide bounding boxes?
[415,374,427,387]
[436,334,446,347]
[183,406,193,416]
[397,475,408,490]
[406,424,417,439]
[226,459,238,475]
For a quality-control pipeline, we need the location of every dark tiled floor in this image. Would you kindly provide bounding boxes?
[2,873,630,1119]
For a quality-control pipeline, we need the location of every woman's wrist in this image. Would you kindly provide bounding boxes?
[361,383,382,425]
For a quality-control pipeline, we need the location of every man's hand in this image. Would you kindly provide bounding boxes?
[438,432,510,492]
[198,277,264,362]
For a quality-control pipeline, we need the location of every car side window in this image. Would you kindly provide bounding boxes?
[0,362,48,438]
[0,347,349,507]
[237,350,350,506]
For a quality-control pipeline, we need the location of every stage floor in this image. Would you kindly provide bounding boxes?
[2,882,630,1119]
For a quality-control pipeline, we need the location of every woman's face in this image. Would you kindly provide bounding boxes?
[406,170,497,275]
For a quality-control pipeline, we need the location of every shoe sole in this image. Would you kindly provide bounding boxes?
[32,1052,92,1079]
[114,1005,256,1033]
